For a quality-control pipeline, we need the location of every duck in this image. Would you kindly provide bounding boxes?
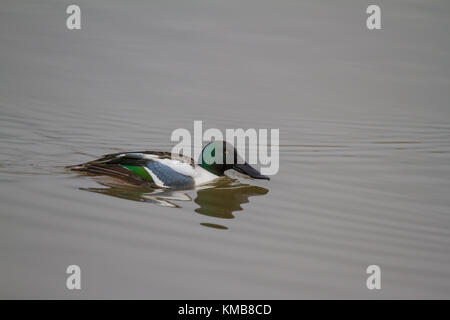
[69,141,270,189]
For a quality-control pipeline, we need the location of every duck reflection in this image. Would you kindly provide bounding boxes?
[194,183,268,219]
[80,176,269,227]
[81,182,191,208]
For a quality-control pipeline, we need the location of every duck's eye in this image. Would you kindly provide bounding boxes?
[211,149,215,157]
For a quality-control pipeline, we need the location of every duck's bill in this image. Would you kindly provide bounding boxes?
[233,163,270,180]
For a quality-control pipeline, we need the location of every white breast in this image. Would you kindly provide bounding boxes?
[191,166,221,185]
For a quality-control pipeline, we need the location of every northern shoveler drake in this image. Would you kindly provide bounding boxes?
[69,141,270,189]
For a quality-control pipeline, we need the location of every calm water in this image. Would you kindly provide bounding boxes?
[1,0,450,298]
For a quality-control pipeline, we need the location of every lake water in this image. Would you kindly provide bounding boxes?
[1,0,450,298]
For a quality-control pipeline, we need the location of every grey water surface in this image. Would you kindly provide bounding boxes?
[1,0,450,298]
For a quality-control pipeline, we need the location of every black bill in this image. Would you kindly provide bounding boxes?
[233,163,270,180]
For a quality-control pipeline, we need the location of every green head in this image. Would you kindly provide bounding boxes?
[199,141,270,180]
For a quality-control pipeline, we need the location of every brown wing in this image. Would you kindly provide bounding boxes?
[69,162,153,186]
[67,150,195,187]
[70,151,195,167]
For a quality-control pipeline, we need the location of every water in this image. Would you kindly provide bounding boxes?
[1,0,450,298]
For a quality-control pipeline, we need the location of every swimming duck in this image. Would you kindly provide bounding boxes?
[69,141,269,188]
